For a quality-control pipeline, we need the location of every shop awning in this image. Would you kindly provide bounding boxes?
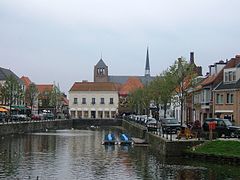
[0,107,8,112]
[11,105,30,110]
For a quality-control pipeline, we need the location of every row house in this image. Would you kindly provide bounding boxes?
[193,60,226,124]
[213,55,240,125]
[21,76,68,116]
[192,55,240,125]
[0,67,25,108]
[69,82,119,119]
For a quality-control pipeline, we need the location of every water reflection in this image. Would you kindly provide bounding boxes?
[0,129,239,179]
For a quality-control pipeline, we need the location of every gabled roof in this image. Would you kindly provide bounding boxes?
[95,59,107,68]
[201,74,217,86]
[36,84,54,94]
[201,56,240,87]
[119,77,144,96]
[69,82,119,92]
[0,67,23,84]
[20,76,32,87]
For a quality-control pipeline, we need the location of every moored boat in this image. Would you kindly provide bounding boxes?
[102,133,117,145]
[119,133,133,145]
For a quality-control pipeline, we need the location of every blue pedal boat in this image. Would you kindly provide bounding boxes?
[119,133,132,145]
[102,133,117,145]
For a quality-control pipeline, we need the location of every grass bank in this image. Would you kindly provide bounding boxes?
[193,140,240,158]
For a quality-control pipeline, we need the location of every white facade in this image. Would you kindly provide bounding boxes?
[69,91,119,119]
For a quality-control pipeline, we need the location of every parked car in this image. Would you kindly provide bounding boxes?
[0,113,6,122]
[202,118,240,138]
[31,114,41,120]
[11,114,27,121]
[161,117,181,134]
[146,117,157,125]
[43,113,54,120]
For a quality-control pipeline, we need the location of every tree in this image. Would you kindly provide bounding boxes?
[50,85,62,116]
[128,88,143,114]
[128,86,152,116]
[25,83,38,114]
[0,75,24,118]
[149,70,177,119]
[169,57,197,125]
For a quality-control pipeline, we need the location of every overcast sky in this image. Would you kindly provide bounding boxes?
[1,0,240,94]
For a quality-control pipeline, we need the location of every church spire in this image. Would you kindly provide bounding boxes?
[145,47,150,77]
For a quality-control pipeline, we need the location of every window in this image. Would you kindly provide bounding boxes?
[233,71,236,81]
[225,70,236,83]
[84,111,89,118]
[216,94,223,104]
[82,98,86,104]
[77,111,82,118]
[229,71,233,81]
[227,93,234,104]
[225,72,229,82]
[110,98,114,104]
[111,111,116,118]
[100,98,105,104]
[73,98,78,104]
[105,111,110,118]
[97,68,105,75]
[92,98,96,105]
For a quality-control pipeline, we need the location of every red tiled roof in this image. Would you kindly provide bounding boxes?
[20,76,32,87]
[201,74,217,86]
[36,84,54,94]
[201,56,240,87]
[119,77,144,96]
[69,82,119,91]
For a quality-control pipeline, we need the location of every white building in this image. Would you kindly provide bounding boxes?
[69,81,119,119]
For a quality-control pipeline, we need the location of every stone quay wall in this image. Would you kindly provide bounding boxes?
[0,119,72,135]
[122,119,204,156]
[0,119,122,135]
[72,118,122,128]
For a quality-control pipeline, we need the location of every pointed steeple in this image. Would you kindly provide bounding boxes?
[145,47,150,77]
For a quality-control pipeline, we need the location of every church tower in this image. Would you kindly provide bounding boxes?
[94,58,109,82]
[145,47,150,77]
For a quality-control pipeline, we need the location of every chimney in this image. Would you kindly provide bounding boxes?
[190,52,194,64]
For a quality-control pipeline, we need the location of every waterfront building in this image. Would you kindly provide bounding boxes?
[213,55,240,125]
[36,84,62,114]
[70,48,155,117]
[20,76,39,114]
[192,60,226,125]
[69,82,119,119]
[0,67,25,108]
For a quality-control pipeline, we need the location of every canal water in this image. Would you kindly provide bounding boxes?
[0,129,239,180]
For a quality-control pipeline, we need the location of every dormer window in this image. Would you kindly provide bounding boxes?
[225,70,236,83]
